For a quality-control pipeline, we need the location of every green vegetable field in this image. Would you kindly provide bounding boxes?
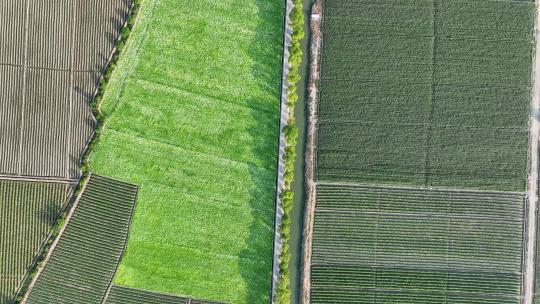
[105,285,219,304]
[0,180,69,304]
[312,184,524,303]
[310,0,536,302]
[89,0,284,303]
[26,175,138,304]
[317,0,534,191]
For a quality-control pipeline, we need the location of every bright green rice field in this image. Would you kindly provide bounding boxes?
[89,0,284,303]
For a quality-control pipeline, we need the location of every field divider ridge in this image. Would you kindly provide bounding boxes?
[65,0,79,178]
[0,174,77,184]
[317,180,526,196]
[15,0,31,175]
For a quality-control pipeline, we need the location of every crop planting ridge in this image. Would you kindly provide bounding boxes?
[0,181,70,304]
[24,175,138,304]
[0,0,131,179]
[104,285,222,304]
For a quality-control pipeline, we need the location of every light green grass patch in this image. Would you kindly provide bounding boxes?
[89,0,284,303]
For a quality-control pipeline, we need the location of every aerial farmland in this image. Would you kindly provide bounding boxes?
[3,0,540,304]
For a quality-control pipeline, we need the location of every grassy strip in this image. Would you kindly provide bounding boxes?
[276,0,304,303]
[13,2,142,302]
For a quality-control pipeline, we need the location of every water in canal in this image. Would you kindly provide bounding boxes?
[289,0,313,302]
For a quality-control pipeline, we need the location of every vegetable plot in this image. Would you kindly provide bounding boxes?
[0,180,69,304]
[311,184,524,304]
[317,0,534,191]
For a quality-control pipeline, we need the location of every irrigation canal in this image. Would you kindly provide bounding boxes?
[289,0,313,302]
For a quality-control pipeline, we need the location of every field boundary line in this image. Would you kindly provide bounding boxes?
[129,76,277,115]
[315,208,523,221]
[301,1,324,303]
[0,62,100,73]
[19,174,92,304]
[0,174,77,184]
[311,261,522,274]
[65,0,78,178]
[423,0,438,187]
[317,180,526,196]
[523,1,540,303]
[105,127,275,172]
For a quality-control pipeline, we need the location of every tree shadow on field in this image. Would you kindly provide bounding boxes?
[0,293,13,304]
[238,0,285,303]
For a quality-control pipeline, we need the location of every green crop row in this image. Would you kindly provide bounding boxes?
[0,181,69,304]
[311,184,524,303]
[25,175,138,304]
[316,183,525,219]
[317,0,535,191]
[104,285,219,304]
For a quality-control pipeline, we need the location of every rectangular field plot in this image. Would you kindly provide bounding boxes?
[311,183,525,303]
[316,0,535,191]
[0,0,131,179]
[0,180,70,304]
[26,175,138,304]
[104,285,221,304]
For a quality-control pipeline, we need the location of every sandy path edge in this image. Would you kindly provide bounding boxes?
[300,1,323,303]
[524,2,540,303]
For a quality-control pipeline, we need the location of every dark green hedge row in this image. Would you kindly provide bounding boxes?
[276,0,304,303]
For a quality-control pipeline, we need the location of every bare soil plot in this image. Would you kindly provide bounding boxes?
[0,180,70,304]
[0,0,131,179]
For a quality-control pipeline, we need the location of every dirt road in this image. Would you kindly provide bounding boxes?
[523,2,540,303]
[301,1,323,303]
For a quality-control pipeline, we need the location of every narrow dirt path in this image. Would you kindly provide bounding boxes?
[523,2,540,303]
[301,1,323,303]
